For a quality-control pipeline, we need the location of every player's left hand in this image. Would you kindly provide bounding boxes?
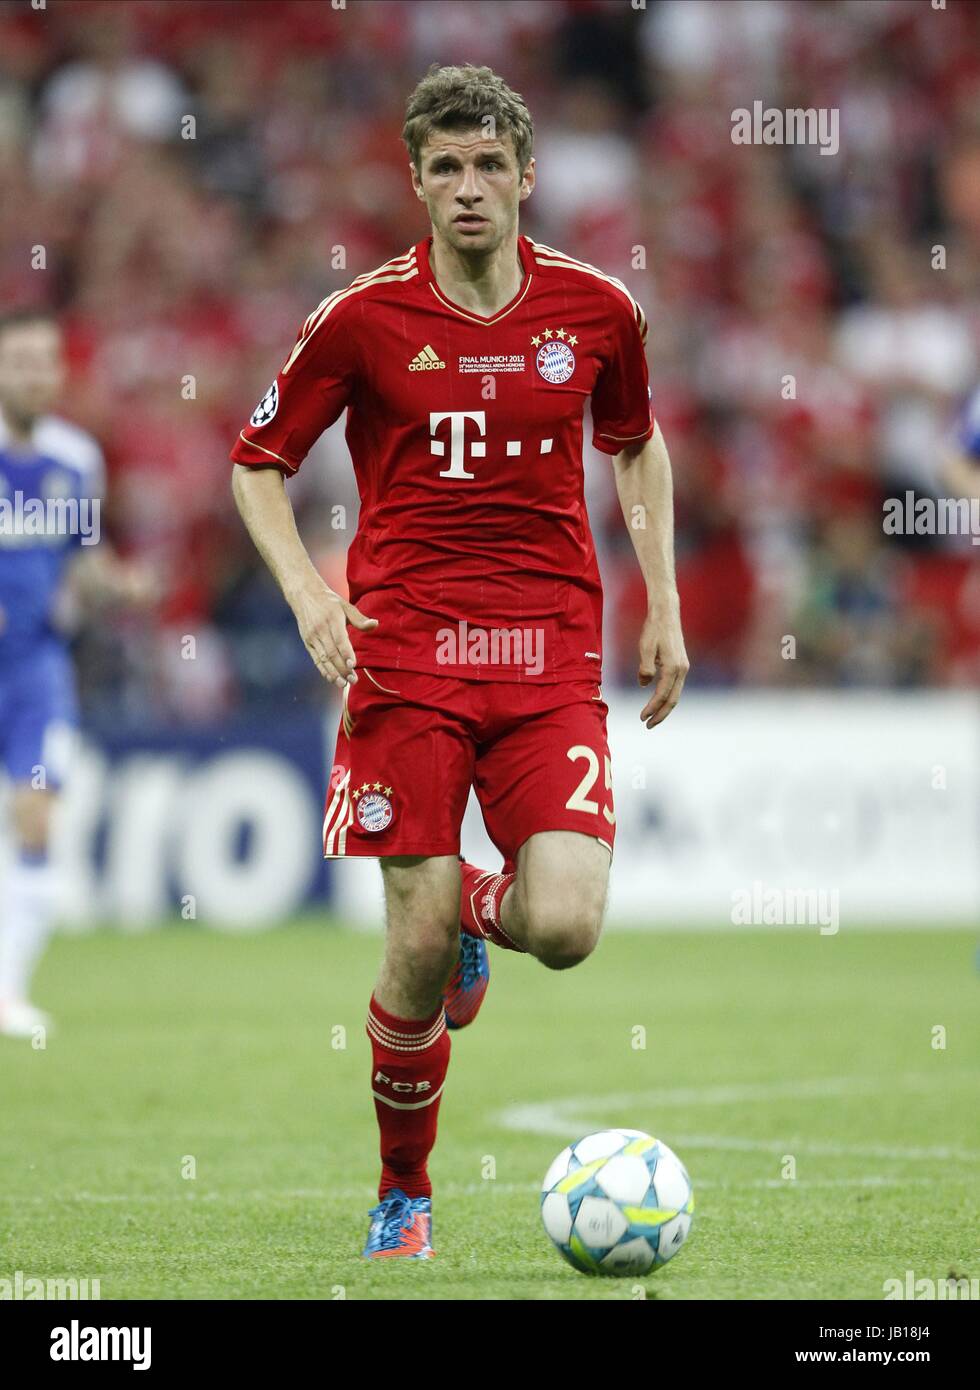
[637,597,689,729]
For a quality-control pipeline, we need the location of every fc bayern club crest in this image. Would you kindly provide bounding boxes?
[535,338,576,385]
[250,381,278,427]
[353,783,394,833]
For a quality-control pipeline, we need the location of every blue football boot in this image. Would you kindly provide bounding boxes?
[363,1188,434,1259]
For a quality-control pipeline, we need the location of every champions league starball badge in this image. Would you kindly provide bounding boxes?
[534,334,576,384]
[249,381,279,427]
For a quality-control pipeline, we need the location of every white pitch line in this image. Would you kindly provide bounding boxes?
[496,1074,980,1162]
[672,1134,980,1161]
[0,1185,539,1205]
[498,1077,877,1137]
[0,1176,944,1207]
[720,1176,937,1189]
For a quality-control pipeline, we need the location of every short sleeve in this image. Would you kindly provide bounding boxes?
[590,294,654,456]
[231,298,356,475]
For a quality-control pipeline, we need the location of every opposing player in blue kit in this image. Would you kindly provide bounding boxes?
[0,310,149,1039]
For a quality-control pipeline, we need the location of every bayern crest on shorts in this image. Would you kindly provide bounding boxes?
[354,785,394,833]
[535,339,576,384]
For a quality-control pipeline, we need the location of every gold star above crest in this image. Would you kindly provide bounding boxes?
[373,782,382,792]
[530,335,541,347]
[555,327,567,340]
[384,786,393,797]
[543,328,553,340]
[568,334,578,346]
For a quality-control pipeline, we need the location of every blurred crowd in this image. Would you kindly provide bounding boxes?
[1,0,978,721]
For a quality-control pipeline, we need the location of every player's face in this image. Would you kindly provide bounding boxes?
[0,321,65,426]
[413,129,534,256]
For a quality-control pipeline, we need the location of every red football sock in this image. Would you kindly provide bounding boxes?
[366,995,451,1200]
[460,863,525,952]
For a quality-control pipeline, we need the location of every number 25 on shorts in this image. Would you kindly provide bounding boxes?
[565,746,615,825]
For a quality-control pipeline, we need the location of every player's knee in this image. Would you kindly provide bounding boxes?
[521,864,606,968]
[417,922,460,978]
[527,905,601,971]
[389,916,459,989]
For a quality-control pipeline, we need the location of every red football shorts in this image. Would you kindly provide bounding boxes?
[322,667,616,861]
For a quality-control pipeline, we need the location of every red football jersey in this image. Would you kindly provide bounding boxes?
[230,234,653,682]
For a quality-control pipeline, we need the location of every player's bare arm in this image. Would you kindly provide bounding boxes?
[231,462,376,688]
[613,420,689,729]
[66,547,156,610]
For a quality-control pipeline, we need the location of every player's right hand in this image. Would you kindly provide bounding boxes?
[292,577,378,688]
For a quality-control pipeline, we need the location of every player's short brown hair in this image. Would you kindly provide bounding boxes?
[402,63,533,175]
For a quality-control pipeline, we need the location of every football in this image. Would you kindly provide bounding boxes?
[540,1128,694,1276]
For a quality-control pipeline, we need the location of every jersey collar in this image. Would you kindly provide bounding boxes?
[417,233,534,326]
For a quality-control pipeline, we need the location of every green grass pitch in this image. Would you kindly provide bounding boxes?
[1,921,977,1300]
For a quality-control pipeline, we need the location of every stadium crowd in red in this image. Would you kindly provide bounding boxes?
[1,0,978,719]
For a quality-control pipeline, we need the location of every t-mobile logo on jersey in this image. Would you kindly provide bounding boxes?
[435,620,544,677]
[429,411,553,480]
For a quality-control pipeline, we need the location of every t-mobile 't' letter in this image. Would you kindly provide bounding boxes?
[430,411,486,480]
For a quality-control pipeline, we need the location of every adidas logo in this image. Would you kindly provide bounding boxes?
[408,344,446,371]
